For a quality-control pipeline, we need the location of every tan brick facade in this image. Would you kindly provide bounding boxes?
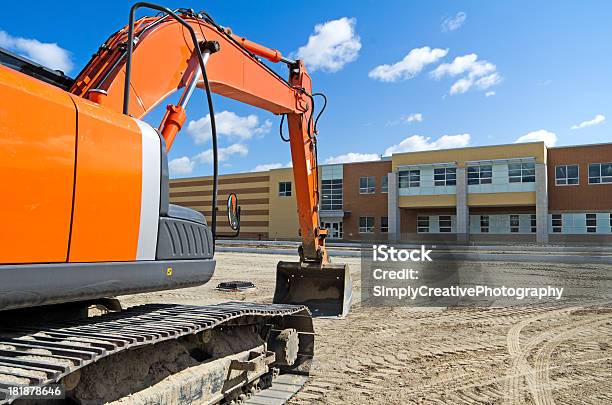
[169,142,612,243]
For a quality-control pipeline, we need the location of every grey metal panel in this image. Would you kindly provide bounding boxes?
[159,133,169,216]
[157,217,213,260]
[168,204,206,224]
[0,259,216,312]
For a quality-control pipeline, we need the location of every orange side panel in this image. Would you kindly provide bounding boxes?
[68,96,142,262]
[0,66,76,264]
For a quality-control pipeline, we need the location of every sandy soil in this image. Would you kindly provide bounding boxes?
[119,252,612,404]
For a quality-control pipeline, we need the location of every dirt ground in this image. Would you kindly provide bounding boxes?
[119,252,612,404]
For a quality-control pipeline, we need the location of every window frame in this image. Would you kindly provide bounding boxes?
[380,216,388,233]
[480,215,489,233]
[398,169,421,188]
[508,162,536,183]
[552,214,562,233]
[467,164,493,185]
[586,213,597,233]
[439,215,452,233]
[433,167,457,186]
[530,214,536,233]
[359,176,376,194]
[588,163,612,184]
[359,216,375,233]
[278,181,292,197]
[509,214,520,233]
[417,216,430,233]
[555,164,579,186]
[321,178,343,211]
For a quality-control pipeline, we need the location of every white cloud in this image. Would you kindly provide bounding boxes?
[194,143,249,164]
[369,47,449,82]
[571,114,605,130]
[324,152,381,164]
[384,134,470,155]
[441,12,467,32]
[168,144,249,178]
[450,78,473,95]
[296,17,361,73]
[431,53,501,95]
[168,156,195,177]
[475,73,502,90]
[186,111,271,144]
[405,113,423,122]
[515,130,557,147]
[387,113,425,126]
[0,30,73,73]
[485,91,496,97]
[252,163,283,172]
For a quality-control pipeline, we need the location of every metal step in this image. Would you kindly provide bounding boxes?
[0,302,310,404]
[245,374,309,405]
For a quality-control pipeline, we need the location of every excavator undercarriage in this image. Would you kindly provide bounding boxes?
[0,302,313,404]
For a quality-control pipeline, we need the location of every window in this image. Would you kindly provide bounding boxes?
[359,177,375,194]
[321,179,343,210]
[586,213,597,233]
[552,214,562,233]
[509,214,520,233]
[439,216,452,233]
[359,216,374,233]
[508,162,535,183]
[417,216,430,233]
[610,213,612,233]
[278,181,292,197]
[555,164,579,185]
[588,163,612,184]
[468,165,493,185]
[530,214,536,233]
[434,167,457,186]
[480,215,489,233]
[381,175,388,193]
[399,169,420,188]
[380,217,388,233]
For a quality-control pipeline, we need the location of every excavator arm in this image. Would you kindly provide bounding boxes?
[70,4,351,317]
[71,6,325,262]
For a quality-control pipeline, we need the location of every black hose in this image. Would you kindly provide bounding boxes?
[123,3,219,247]
[279,114,290,142]
[312,92,327,135]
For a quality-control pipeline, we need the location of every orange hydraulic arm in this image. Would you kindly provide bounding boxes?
[70,6,327,263]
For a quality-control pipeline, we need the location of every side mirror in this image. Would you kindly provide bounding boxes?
[227,193,240,231]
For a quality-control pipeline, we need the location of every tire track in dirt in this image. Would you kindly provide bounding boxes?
[504,306,612,405]
[533,317,612,405]
[505,308,569,404]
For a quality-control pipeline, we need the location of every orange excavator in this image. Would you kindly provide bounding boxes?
[0,3,351,403]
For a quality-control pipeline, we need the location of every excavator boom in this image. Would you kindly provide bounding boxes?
[68,4,352,317]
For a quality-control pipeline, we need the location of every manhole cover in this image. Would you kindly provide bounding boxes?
[217,281,256,291]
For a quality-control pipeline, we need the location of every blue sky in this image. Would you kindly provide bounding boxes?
[2,1,611,177]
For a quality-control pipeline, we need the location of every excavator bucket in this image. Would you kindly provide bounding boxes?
[273,261,353,318]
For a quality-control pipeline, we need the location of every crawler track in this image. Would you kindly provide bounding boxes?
[0,302,311,404]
